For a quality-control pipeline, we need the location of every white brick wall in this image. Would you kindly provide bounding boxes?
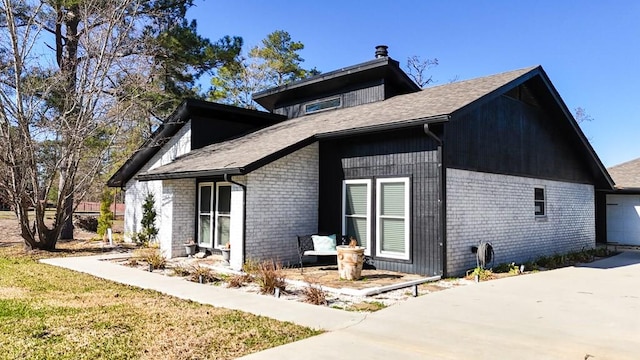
[446,168,595,275]
[244,143,319,265]
[159,178,196,258]
[123,121,192,243]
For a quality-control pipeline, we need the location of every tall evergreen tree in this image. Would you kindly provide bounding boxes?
[209,30,317,109]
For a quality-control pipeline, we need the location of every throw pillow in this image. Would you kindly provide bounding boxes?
[311,234,337,251]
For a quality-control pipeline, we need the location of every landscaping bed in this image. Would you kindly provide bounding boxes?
[113,248,470,311]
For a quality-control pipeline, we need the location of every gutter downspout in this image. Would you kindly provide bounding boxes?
[423,123,446,276]
[224,174,247,269]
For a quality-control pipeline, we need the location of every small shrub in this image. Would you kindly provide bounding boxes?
[242,258,260,275]
[467,266,492,281]
[97,188,114,237]
[172,264,191,277]
[493,262,520,275]
[227,273,252,288]
[301,284,327,305]
[136,193,158,246]
[133,248,166,270]
[254,259,286,295]
[74,216,98,232]
[189,265,220,283]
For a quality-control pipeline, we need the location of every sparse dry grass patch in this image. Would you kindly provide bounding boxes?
[0,245,320,360]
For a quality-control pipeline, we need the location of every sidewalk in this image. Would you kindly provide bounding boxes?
[42,252,640,359]
[40,254,366,331]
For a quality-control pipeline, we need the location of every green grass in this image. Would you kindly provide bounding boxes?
[0,247,321,359]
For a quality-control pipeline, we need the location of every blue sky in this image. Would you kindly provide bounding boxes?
[190,0,640,167]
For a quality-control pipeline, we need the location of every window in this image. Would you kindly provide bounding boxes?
[198,182,232,248]
[342,177,411,260]
[534,187,545,216]
[214,184,231,248]
[342,179,371,255]
[376,178,410,260]
[305,97,341,114]
[198,183,213,247]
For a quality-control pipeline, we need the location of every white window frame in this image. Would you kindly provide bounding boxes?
[534,186,546,217]
[342,179,371,255]
[214,182,232,249]
[197,182,214,247]
[375,177,410,260]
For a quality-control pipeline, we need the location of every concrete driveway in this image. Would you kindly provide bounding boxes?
[241,252,640,360]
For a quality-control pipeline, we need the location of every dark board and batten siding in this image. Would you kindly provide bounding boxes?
[273,82,385,119]
[446,94,593,183]
[190,116,269,151]
[319,129,443,276]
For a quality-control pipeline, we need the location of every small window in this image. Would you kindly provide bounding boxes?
[305,97,341,114]
[534,187,545,216]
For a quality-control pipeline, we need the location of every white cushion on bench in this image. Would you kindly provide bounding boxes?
[311,234,336,251]
[303,250,338,257]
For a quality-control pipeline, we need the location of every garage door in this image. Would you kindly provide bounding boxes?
[607,194,640,245]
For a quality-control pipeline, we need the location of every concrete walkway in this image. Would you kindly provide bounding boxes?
[42,252,640,359]
[40,254,366,331]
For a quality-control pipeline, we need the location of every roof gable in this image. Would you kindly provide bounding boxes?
[107,99,285,187]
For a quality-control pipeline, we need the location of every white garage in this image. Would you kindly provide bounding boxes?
[606,158,640,245]
[606,194,640,245]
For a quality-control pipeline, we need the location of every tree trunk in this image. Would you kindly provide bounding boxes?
[60,194,74,240]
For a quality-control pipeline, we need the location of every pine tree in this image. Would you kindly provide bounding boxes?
[138,193,159,246]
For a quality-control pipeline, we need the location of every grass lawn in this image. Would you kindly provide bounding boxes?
[0,246,321,359]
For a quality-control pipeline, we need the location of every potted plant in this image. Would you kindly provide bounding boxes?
[184,240,197,257]
[220,242,231,264]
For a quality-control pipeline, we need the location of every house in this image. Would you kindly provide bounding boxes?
[108,46,613,276]
[599,158,640,246]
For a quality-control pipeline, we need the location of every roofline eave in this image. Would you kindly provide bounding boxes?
[136,168,245,181]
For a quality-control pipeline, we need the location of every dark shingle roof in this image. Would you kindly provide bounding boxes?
[608,158,640,189]
[137,66,540,180]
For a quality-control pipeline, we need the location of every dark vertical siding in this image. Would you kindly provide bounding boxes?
[595,192,607,244]
[319,128,443,276]
[274,82,385,119]
[445,95,593,183]
[190,116,265,150]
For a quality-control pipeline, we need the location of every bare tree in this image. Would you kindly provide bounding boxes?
[406,55,439,88]
[0,0,149,249]
[574,107,594,124]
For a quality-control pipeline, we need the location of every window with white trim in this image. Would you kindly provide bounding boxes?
[534,187,546,217]
[376,178,410,260]
[342,179,371,255]
[214,183,231,248]
[198,182,232,248]
[198,182,213,247]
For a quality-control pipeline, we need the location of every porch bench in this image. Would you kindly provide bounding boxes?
[297,234,347,273]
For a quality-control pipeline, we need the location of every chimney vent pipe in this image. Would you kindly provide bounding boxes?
[375,45,389,58]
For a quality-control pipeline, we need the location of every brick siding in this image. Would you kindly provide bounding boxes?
[244,143,319,265]
[446,168,595,275]
[159,178,196,258]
